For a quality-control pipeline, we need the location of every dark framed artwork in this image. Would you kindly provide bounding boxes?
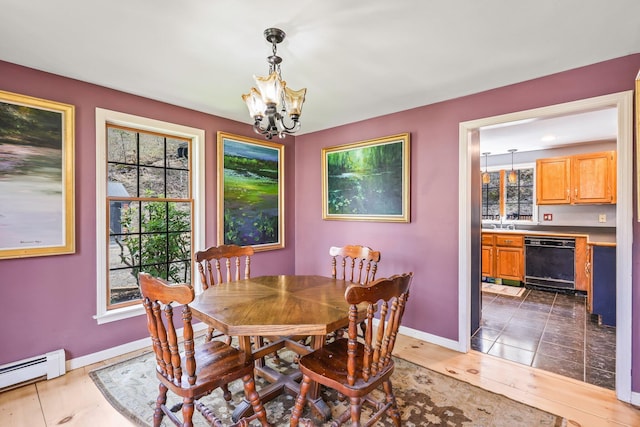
[217,132,284,251]
[0,90,75,259]
[322,133,410,222]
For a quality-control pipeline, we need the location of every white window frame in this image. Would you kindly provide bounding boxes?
[94,108,205,324]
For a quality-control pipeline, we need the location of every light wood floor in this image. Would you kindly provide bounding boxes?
[1,334,639,426]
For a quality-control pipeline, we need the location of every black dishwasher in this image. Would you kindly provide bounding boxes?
[525,236,576,290]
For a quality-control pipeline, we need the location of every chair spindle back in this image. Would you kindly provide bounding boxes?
[195,244,254,290]
[345,272,412,385]
[330,244,381,285]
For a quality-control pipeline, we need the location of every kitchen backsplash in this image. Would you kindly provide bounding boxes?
[535,204,616,227]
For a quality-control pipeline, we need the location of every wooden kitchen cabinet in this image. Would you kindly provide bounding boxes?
[536,156,571,204]
[481,233,523,282]
[574,236,589,292]
[572,151,616,204]
[536,151,616,205]
[481,234,494,277]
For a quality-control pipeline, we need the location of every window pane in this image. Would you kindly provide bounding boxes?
[139,133,165,166]
[167,138,189,168]
[107,128,137,164]
[167,169,189,198]
[109,267,141,306]
[108,164,138,197]
[139,166,166,197]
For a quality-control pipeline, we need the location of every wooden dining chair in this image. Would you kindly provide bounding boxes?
[330,244,381,341]
[194,244,254,343]
[194,244,279,363]
[290,272,413,427]
[139,273,271,427]
[330,244,381,285]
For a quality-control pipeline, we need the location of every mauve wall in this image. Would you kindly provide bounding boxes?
[0,60,296,364]
[293,54,640,391]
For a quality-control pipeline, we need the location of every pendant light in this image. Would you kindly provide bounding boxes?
[242,28,307,140]
[482,152,491,184]
[507,149,518,184]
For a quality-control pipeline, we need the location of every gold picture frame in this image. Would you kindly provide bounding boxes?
[216,132,284,251]
[322,133,410,222]
[0,90,75,259]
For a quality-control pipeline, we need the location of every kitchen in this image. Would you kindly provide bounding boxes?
[474,106,618,390]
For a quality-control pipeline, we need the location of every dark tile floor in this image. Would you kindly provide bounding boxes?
[471,287,616,390]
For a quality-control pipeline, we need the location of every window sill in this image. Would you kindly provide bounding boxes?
[94,304,145,325]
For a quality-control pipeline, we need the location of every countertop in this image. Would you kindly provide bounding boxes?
[481,227,616,244]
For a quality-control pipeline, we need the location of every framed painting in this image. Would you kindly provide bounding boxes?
[322,133,410,222]
[217,132,284,251]
[0,90,75,259]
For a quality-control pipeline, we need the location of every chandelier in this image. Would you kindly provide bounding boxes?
[242,28,307,140]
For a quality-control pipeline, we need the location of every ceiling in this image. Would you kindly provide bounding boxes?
[479,107,619,155]
[2,1,640,147]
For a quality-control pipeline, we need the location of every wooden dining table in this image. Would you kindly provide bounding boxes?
[189,274,365,422]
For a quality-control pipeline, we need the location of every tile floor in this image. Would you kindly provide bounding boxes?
[471,286,616,390]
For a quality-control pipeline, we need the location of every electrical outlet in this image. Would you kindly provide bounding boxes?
[543,213,552,221]
[599,214,606,223]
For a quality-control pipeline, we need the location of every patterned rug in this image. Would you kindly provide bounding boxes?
[89,347,566,426]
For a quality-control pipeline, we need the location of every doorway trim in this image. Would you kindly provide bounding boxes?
[458,91,634,402]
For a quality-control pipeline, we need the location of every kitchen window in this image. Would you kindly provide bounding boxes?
[482,166,535,224]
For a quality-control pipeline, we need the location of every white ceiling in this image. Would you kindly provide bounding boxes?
[479,107,618,155]
[2,1,639,146]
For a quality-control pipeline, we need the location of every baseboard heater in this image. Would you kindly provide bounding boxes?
[0,349,66,391]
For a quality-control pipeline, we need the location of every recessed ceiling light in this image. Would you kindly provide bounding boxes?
[541,134,557,142]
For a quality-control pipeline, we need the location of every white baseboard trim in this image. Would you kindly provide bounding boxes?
[630,390,640,407]
[398,324,461,352]
[67,323,207,371]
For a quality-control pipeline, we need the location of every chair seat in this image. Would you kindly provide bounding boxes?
[297,338,395,397]
[159,340,254,398]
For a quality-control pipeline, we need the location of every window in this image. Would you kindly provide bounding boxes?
[504,168,534,220]
[482,167,535,222]
[481,171,501,220]
[95,109,205,324]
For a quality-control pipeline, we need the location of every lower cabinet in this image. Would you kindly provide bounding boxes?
[589,244,616,326]
[482,233,524,283]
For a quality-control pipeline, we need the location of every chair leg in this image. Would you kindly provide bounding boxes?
[182,396,195,427]
[241,373,271,427]
[348,396,363,427]
[290,375,312,427]
[153,383,168,427]
[222,383,232,401]
[383,380,401,426]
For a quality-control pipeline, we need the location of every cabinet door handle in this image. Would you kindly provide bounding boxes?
[504,239,512,243]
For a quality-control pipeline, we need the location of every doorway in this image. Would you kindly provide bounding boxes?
[457,91,634,402]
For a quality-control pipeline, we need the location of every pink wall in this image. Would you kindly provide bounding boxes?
[0,60,296,364]
[294,54,640,389]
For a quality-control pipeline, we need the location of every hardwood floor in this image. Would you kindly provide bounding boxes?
[1,335,639,426]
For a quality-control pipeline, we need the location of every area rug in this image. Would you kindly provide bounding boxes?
[482,282,526,297]
[89,347,565,427]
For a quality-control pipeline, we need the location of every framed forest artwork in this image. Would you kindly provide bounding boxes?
[217,132,284,251]
[0,90,75,259]
[322,133,410,222]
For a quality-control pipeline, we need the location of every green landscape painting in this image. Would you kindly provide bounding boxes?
[323,134,410,222]
[218,133,283,250]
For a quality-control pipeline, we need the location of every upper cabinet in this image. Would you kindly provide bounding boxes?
[536,151,616,205]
